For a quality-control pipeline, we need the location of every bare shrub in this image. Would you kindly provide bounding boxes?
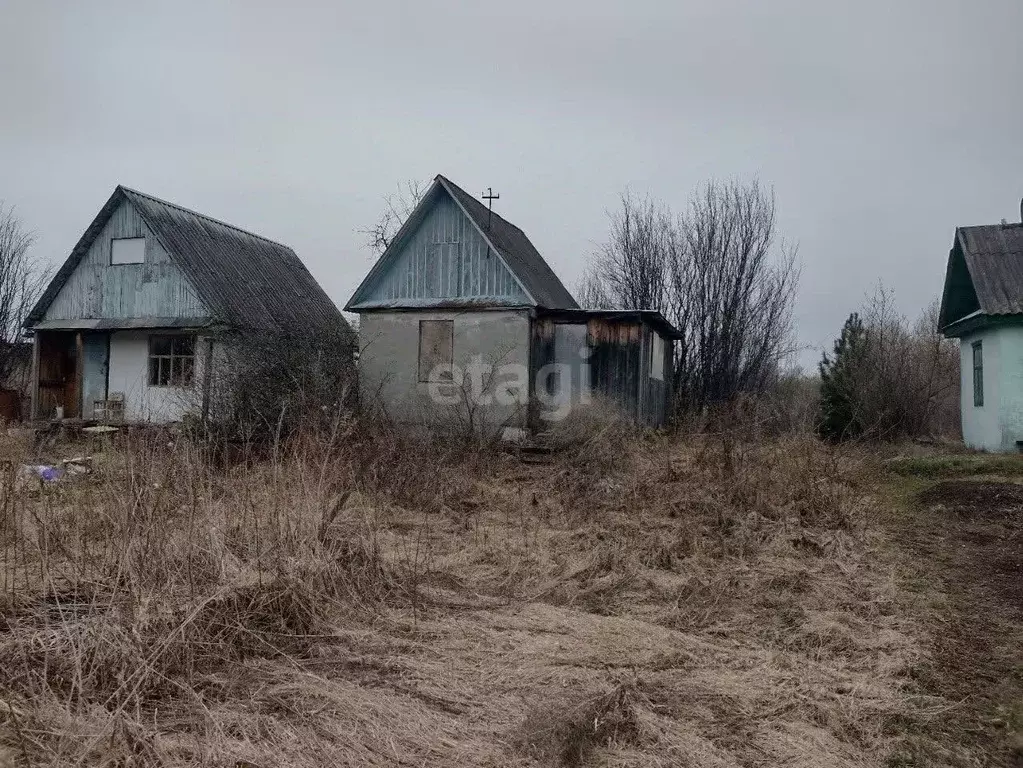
[819,288,959,442]
[345,419,481,513]
[760,368,821,435]
[539,395,639,470]
[202,326,357,446]
[676,370,820,442]
[517,682,640,766]
[0,204,49,387]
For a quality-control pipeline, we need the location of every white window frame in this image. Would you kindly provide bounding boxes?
[148,334,196,388]
[110,237,146,265]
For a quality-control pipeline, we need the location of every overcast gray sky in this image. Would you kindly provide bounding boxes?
[2,0,1021,367]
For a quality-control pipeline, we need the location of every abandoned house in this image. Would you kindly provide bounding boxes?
[939,205,1023,451]
[26,186,351,424]
[347,174,681,430]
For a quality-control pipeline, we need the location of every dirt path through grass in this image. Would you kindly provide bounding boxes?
[884,471,1023,766]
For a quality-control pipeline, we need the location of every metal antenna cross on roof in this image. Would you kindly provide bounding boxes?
[482,187,500,231]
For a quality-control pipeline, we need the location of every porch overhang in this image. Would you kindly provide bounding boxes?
[939,311,1023,338]
[536,308,684,340]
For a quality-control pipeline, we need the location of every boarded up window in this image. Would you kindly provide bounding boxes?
[650,332,664,381]
[110,237,145,264]
[419,320,453,382]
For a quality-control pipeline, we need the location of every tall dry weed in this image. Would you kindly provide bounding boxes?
[0,417,912,767]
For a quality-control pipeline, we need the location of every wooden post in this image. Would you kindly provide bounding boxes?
[200,337,214,426]
[637,324,647,424]
[664,335,674,428]
[29,332,41,421]
[74,332,83,419]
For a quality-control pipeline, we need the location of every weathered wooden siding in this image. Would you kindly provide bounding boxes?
[35,332,78,419]
[532,317,641,420]
[640,326,673,428]
[362,194,529,305]
[530,317,672,427]
[44,200,209,321]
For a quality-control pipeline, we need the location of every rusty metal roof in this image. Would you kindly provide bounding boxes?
[939,223,1023,331]
[28,186,351,338]
[435,176,579,310]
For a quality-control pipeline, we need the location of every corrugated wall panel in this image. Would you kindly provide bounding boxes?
[365,195,528,305]
[44,200,209,322]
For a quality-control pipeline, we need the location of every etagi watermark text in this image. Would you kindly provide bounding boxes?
[425,351,593,422]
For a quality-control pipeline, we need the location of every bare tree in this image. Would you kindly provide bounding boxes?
[575,266,616,310]
[360,179,429,256]
[0,205,49,385]
[910,298,960,436]
[848,288,958,440]
[818,286,960,442]
[582,193,671,312]
[673,180,800,411]
[583,179,800,417]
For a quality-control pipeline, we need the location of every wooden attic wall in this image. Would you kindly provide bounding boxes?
[360,194,530,305]
[44,200,208,322]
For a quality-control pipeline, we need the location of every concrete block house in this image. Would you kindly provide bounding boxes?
[347,174,681,431]
[27,186,350,423]
[939,210,1023,451]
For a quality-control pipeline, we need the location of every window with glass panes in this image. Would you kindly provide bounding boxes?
[148,335,195,387]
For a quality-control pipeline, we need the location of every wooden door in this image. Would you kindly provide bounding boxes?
[37,332,80,419]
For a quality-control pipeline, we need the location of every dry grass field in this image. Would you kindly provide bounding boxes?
[0,421,1019,766]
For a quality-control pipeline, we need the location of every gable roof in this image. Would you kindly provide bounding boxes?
[346,174,578,311]
[939,223,1023,331]
[436,176,578,309]
[28,186,350,337]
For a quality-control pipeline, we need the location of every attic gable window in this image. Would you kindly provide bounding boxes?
[110,237,145,264]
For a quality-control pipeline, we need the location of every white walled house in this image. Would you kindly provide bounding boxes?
[939,218,1023,451]
[27,186,351,424]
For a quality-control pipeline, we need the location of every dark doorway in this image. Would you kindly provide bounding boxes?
[36,331,81,419]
